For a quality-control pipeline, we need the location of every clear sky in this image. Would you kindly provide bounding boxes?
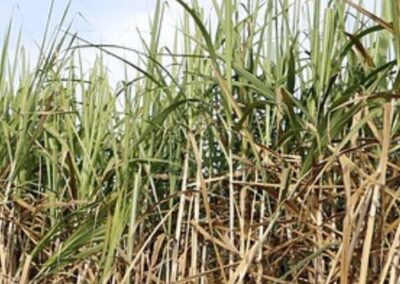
[0,0,180,48]
[0,0,213,82]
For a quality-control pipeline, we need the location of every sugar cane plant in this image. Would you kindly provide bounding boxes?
[1,0,400,283]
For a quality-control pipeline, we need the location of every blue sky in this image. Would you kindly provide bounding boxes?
[0,0,214,82]
[0,0,170,54]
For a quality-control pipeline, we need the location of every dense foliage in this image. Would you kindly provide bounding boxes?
[1,0,400,283]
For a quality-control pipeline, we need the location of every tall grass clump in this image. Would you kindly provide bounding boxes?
[1,0,400,283]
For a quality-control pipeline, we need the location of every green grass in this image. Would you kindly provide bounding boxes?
[1,0,400,283]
